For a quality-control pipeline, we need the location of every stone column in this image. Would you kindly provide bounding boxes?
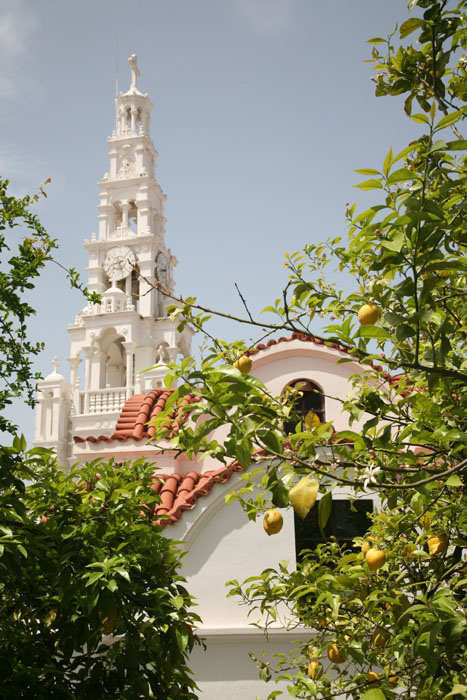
[96,350,107,390]
[122,341,136,399]
[82,346,94,413]
[68,356,81,388]
[138,259,155,317]
[121,200,129,230]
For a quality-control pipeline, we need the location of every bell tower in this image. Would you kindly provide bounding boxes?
[88,53,174,318]
[34,55,193,463]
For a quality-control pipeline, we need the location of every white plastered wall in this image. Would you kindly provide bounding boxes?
[168,472,307,700]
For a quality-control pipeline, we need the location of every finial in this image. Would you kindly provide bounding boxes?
[128,54,140,91]
[52,356,60,373]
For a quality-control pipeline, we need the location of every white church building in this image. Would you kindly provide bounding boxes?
[34,56,374,699]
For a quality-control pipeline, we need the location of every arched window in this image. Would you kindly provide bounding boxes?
[283,378,325,435]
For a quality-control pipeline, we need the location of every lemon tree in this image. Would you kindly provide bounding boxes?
[152,1,467,698]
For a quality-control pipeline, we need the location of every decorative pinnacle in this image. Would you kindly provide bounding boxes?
[52,356,60,373]
[128,54,140,91]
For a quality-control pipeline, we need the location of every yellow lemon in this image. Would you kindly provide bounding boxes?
[289,475,319,519]
[365,548,386,571]
[43,609,57,628]
[389,670,399,685]
[307,660,323,680]
[327,643,345,664]
[358,304,379,326]
[263,509,283,536]
[361,535,378,554]
[366,672,381,687]
[233,355,252,374]
[428,533,447,555]
[372,627,390,648]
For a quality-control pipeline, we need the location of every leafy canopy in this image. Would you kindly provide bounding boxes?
[150,1,467,698]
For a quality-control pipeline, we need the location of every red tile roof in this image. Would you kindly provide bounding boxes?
[74,388,199,444]
[245,331,352,357]
[150,462,242,527]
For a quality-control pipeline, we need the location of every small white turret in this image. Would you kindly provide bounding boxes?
[34,358,72,465]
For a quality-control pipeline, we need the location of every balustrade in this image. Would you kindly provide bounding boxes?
[77,387,132,415]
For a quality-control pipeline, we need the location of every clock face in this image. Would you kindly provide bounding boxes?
[103,246,137,281]
[156,252,169,286]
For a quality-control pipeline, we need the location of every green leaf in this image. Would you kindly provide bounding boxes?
[387,168,416,184]
[445,140,467,151]
[17,545,28,558]
[412,113,430,124]
[172,595,185,610]
[354,179,383,190]
[262,431,282,455]
[367,37,386,44]
[359,689,386,700]
[383,147,393,176]
[446,474,463,487]
[84,571,104,587]
[444,685,467,699]
[175,626,190,653]
[358,326,391,340]
[434,111,464,132]
[400,17,423,38]
[428,139,447,153]
[395,324,416,341]
[381,231,405,252]
[318,492,332,537]
[272,481,290,509]
[408,0,420,10]
[354,168,381,176]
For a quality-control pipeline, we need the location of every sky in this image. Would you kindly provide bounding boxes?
[1,0,423,442]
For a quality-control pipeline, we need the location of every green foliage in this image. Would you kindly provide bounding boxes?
[0,455,199,699]
[0,179,100,435]
[150,2,467,697]
[0,180,57,434]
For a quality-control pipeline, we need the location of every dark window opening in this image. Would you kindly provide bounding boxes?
[284,379,325,435]
[294,499,373,563]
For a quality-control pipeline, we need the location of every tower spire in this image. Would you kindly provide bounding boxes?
[115,34,119,97]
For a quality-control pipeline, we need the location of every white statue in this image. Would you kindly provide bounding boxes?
[128,54,140,91]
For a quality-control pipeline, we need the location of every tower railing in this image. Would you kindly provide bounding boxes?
[76,387,132,415]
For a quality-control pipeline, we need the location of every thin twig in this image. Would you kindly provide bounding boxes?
[234,282,254,322]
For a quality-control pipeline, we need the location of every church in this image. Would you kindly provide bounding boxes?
[34,56,374,699]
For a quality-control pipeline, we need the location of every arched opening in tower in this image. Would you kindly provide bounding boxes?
[97,328,127,389]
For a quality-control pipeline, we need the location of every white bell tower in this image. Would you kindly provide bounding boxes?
[34,55,193,465]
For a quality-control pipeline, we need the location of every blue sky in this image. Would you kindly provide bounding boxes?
[1,0,423,441]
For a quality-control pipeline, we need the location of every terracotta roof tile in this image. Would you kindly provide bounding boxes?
[74,388,200,445]
[245,331,352,358]
[151,462,243,527]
